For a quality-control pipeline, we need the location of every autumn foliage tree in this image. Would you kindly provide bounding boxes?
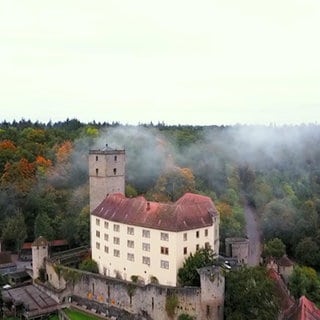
[152,167,196,201]
[0,139,17,171]
[1,158,35,193]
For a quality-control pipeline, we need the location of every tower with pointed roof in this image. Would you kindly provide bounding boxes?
[89,145,125,212]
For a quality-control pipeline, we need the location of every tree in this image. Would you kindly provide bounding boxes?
[34,211,55,241]
[263,238,286,259]
[217,201,245,244]
[295,237,320,268]
[1,158,35,193]
[79,258,99,273]
[152,167,196,201]
[0,139,17,172]
[261,199,296,245]
[2,210,27,252]
[125,184,138,198]
[178,247,215,286]
[225,267,279,320]
[288,265,320,305]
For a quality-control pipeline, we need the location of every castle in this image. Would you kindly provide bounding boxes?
[22,145,224,320]
[89,146,220,286]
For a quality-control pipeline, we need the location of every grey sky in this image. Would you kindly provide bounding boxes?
[1,0,319,125]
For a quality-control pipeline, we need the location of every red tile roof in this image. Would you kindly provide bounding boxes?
[287,296,320,320]
[22,239,68,250]
[267,265,320,320]
[22,242,32,250]
[92,192,218,232]
[267,268,295,314]
[50,239,68,247]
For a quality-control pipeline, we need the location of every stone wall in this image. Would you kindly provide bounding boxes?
[45,262,224,320]
[225,237,249,264]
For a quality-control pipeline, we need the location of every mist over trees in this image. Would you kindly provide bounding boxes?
[0,119,320,274]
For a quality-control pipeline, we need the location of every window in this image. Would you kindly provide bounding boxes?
[104,246,109,253]
[142,243,150,252]
[96,156,98,161]
[113,224,120,232]
[183,233,187,241]
[142,256,150,265]
[127,253,134,261]
[96,230,100,238]
[142,229,150,238]
[160,260,169,269]
[96,218,100,226]
[113,249,120,257]
[161,232,169,241]
[160,247,169,255]
[127,227,134,235]
[104,233,109,241]
[113,168,117,175]
[184,247,187,255]
[196,244,200,250]
[196,231,199,238]
[113,237,120,245]
[104,221,109,229]
[127,240,134,248]
[96,168,99,175]
[96,242,100,250]
[114,155,117,161]
[205,242,210,249]
[205,229,208,237]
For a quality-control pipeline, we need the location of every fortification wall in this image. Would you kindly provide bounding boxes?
[45,262,224,320]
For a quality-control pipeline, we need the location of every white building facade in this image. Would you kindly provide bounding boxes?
[91,193,219,286]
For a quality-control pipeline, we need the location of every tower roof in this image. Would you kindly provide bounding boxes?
[89,144,125,155]
[32,236,48,247]
[278,254,294,267]
[92,192,218,232]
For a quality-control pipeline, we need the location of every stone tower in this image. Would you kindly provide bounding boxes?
[32,236,49,280]
[199,266,225,320]
[89,145,125,212]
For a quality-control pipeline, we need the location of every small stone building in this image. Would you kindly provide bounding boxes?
[225,237,249,265]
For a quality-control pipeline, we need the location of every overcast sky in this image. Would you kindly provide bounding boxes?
[1,0,319,125]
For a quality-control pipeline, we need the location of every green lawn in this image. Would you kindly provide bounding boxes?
[64,308,102,320]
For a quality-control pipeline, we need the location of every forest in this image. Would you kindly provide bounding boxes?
[1,119,320,307]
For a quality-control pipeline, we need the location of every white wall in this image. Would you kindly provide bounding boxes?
[91,216,218,286]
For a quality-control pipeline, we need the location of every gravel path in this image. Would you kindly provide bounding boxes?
[244,204,262,266]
